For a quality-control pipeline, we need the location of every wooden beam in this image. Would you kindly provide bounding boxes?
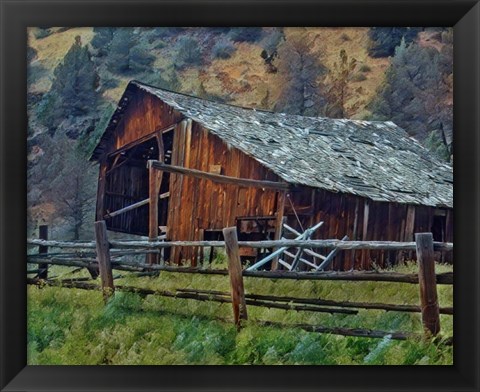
[405,205,416,241]
[415,233,440,336]
[95,160,107,221]
[148,161,162,264]
[272,191,287,270]
[223,227,248,327]
[27,256,454,285]
[94,221,114,302]
[106,124,176,159]
[361,200,370,268]
[104,199,149,219]
[27,237,454,252]
[104,192,169,220]
[149,160,290,191]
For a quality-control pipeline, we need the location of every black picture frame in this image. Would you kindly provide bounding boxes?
[1,0,479,391]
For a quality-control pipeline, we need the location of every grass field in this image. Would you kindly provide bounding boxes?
[27,261,453,365]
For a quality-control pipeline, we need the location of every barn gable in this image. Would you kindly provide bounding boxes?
[92,80,453,209]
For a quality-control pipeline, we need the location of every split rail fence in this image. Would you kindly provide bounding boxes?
[27,222,453,341]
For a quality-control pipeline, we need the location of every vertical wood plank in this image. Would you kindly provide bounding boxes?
[351,198,359,268]
[148,161,163,264]
[405,205,416,241]
[38,225,49,279]
[444,210,453,263]
[223,226,248,328]
[96,160,108,221]
[361,200,370,269]
[415,232,440,336]
[95,221,115,302]
[272,190,286,270]
[404,205,416,261]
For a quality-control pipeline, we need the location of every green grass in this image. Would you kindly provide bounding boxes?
[27,261,453,365]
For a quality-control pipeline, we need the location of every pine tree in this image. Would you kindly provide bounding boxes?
[274,32,328,117]
[107,28,154,74]
[326,49,357,118]
[29,134,97,240]
[39,36,99,128]
[368,27,421,58]
[106,28,133,73]
[91,27,115,57]
[370,39,452,160]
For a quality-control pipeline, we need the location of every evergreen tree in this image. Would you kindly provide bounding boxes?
[174,36,203,69]
[326,49,357,118]
[39,36,99,129]
[228,27,263,43]
[29,134,97,240]
[274,32,328,117]
[27,45,38,63]
[370,39,452,159]
[107,28,154,74]
[368,27,421,58]
[91,27,115,57]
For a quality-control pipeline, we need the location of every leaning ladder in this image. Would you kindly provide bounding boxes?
[246,221,349,272]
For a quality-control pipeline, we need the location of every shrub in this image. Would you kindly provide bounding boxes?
[261,28,284,53]
[340,33,351,41]
[212,39,236,59]
[351,73,367,82]
[228,27,263,43]
[359,64,372,72]
[174,36,203,69]
[34,28,52,40]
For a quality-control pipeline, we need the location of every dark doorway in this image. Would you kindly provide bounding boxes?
[103,136,160,236]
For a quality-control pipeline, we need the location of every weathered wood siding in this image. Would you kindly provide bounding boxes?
[109,90,183,153]
[168,121,281,265]
[284,188,453,270]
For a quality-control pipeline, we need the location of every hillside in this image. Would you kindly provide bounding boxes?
[28,27,389,118]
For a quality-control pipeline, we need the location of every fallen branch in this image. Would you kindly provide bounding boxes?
[177,288,453,315]
[27,278,357,315]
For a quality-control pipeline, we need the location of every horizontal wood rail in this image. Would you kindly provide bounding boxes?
[28,238,453,251]
[27,256,454,285]
[148,160,290,191]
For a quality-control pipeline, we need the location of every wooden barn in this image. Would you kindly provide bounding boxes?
[90,81,453,270]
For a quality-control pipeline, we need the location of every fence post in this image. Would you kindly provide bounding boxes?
[38,225,48,279]
[415,232,440,336]
[95,220,115,302]
[223,226,248,328]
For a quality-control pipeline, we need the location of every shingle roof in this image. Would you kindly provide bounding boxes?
[92,80,453,208]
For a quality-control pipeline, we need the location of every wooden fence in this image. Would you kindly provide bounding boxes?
[27,222,453,340]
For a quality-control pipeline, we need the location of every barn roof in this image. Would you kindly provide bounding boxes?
[92,80,453,208]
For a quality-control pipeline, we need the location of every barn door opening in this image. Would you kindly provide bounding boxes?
[103,136,160,236]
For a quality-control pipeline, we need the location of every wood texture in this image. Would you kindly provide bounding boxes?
[148,161,162,264]
[94,221,115,301]
[223,227,248,327]
[415,233,441,335]
[151,161,289,191]
[95,161,108,221]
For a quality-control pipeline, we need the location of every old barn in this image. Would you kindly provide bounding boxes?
[90,80,453,270]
